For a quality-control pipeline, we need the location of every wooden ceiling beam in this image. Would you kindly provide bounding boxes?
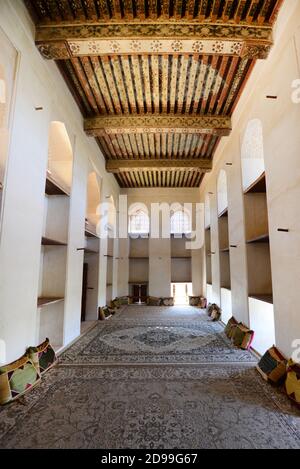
[106,159,212,173]
[84,115,232,137]
[35,23,273,60]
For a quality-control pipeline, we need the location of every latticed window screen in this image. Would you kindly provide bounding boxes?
[170,210,191,234]
[129,210,149,234]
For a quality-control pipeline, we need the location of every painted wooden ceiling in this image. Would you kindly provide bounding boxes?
[25,0,283,188]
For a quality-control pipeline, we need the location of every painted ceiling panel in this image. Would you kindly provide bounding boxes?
[25,0,283,187]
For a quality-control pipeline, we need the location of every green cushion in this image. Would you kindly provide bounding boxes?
[27,338,57,375]
[256,346,287,383]
[147,296,161,306]
[0,355,41,405]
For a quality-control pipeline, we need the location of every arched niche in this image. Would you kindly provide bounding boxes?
[217,169,228,216]
[47,121,73,193]
[241,119,265,191]
[0,28,18,213]
[86,171,101,232]
[204,193,211,228]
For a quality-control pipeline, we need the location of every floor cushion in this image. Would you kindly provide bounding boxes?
[110,299,120,309]
[161,297,174,306]
[207,303,219,317]
[27,338,57,375]
[147,296,161,306]
[189,296,200,306]
[0,355,41,405]
[118,296,130,305]
[99,307,111,319]
[224,317,239,339]
[256,346,287,384]
[231,323,254,350]
[210,305,221,321]
[285,361,300,406]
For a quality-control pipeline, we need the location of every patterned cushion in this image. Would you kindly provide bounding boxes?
[199,297,207,309]
[207,303,219,317]
[189,296,200,306]
[108,307,116,315]
[256,346,287,384]
[147,296,161,306]
[210,305,221,322]
[118,296,130,305]
[231,323,254,350]
[224,317,239,339]
[98,307,106,320]
[0,355,41,405]
[99,307,111,319]
[27,338,57,375]
[110,299,120,309]
[161,297,174,306]
[285,361,300,406]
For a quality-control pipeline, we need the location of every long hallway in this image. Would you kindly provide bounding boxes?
[1,306,299,449]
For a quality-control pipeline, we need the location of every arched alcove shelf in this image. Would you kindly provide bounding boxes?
[217,170,231,322]
[81,170,101,323]
[105,195,116,305]
[37,121,74,351]
[241,119,274,355]
[0,29,18,228]
[204,194,212,288]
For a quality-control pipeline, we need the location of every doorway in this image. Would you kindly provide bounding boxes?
[171,283,193,305]
[81,263,88,322]
[132,284,148,304]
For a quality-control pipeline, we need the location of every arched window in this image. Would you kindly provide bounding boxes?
[170,210,191,234]
[241,119,264,191]
[129,209,149,235]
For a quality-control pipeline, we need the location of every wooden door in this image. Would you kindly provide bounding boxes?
[141,284,148,303]
[81,263,88,322]
[132,284,140,303]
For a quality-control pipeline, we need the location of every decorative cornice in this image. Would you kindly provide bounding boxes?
[84,115,232,137]
[36,23,273,41]
[106,158,212,173]
[35,22,273,60]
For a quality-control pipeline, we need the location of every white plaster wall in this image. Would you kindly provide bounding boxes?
[0,1,120,362]
[249,298,275,355]
[124,188,202,298]
[149,238,171,297]
[129,258,149,283]
[200,0,300,353]
[171,258,191,283]
[44,195,70,243]
[220,288,232,324]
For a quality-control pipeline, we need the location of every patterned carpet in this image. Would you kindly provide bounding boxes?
[60,306,257,364]
[0,305,299,449]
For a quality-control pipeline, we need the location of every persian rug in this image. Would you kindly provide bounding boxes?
[113,305,208,321]
[0,364,299,449]
[60,306,257,364]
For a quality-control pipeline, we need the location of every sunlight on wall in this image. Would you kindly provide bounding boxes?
[48,121,73,193]
[217,169,228,215]
[241,119,265,191]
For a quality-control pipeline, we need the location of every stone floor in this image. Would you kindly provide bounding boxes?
[0,305,300,449]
